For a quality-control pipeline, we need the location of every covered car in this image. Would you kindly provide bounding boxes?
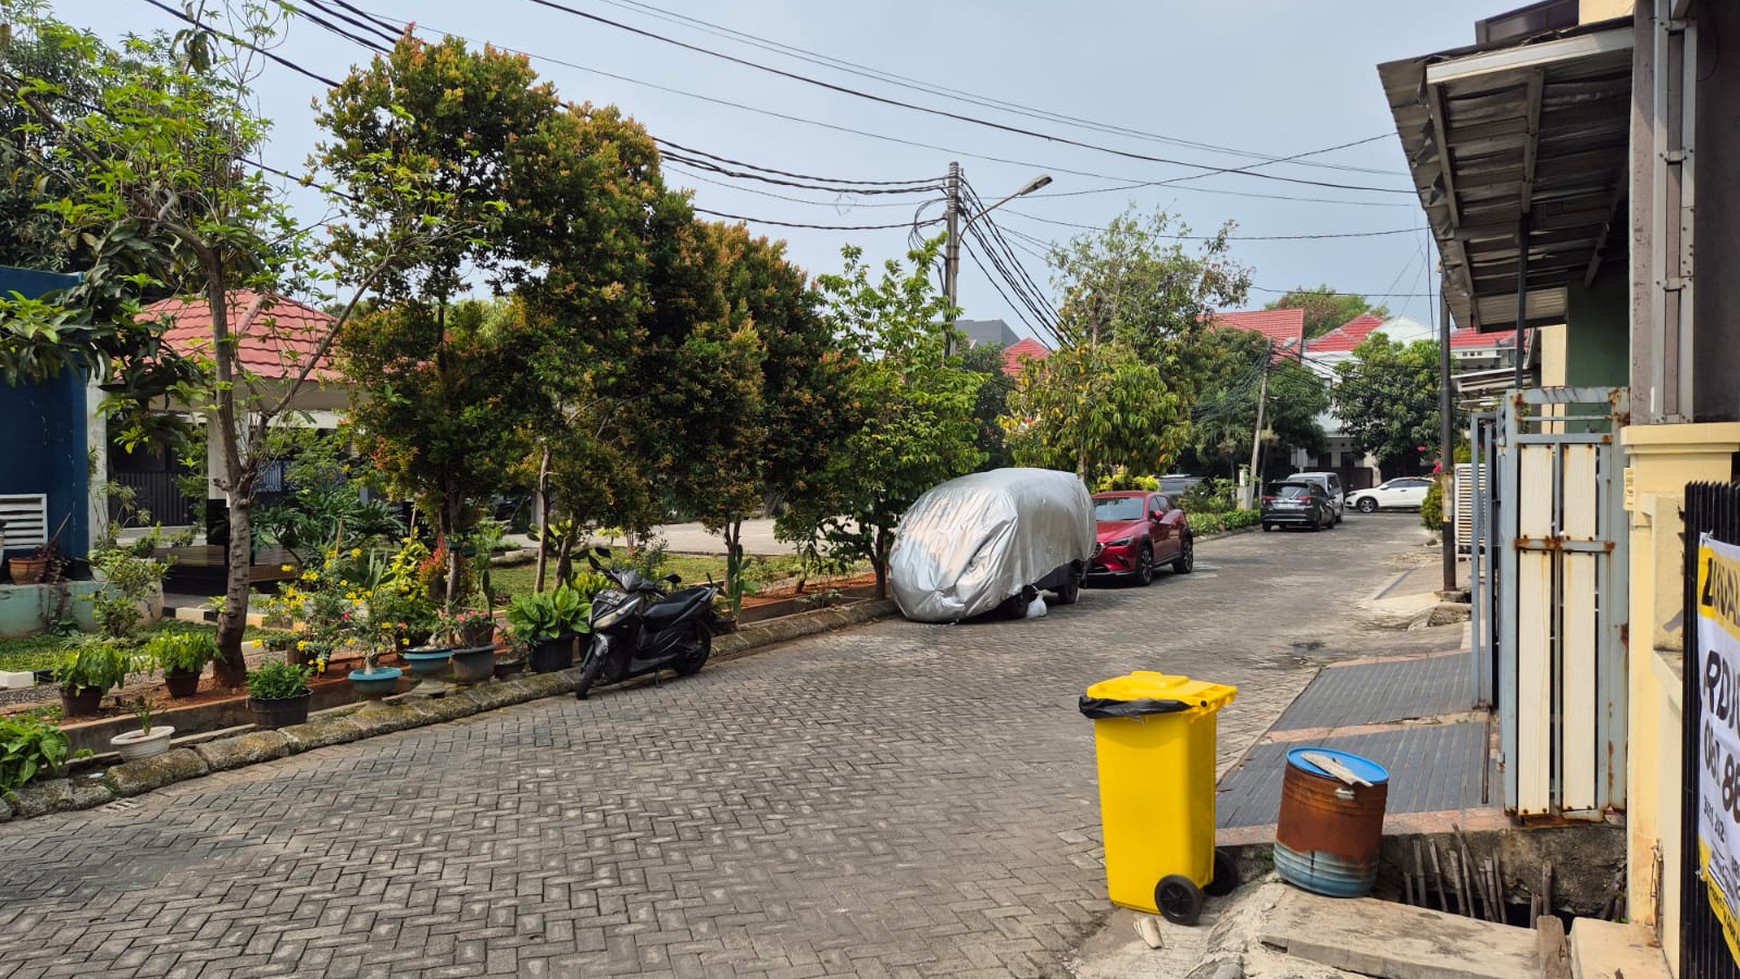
[889,467,1096,623]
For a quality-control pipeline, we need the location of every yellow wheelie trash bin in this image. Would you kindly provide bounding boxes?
[1079,671,1238,925]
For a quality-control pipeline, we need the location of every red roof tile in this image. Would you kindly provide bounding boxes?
[144,291,341,382]
[1306,313,1387,354]
[1450,327,1523,350]
[1211,308,1305,359]
[1002,337,1051,377]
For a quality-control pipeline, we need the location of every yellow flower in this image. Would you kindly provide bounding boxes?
[280,564,294,573]
[297,640,309,651]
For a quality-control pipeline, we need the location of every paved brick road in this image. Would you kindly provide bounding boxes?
[0,515,1428,979]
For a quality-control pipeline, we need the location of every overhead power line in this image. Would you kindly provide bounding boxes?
[1001,210,1425,241]
[692,207,938,231]
[513,0,1413,195]
[576,0,1402,179]
[309,2,1415,210]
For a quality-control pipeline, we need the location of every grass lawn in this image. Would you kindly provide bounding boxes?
[487,551,823,599]
[0,619,221,673]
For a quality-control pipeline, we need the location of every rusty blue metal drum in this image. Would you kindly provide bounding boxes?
[1274,748,1390,898]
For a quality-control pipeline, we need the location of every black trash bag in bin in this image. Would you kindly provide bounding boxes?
[1077,696,1193,719]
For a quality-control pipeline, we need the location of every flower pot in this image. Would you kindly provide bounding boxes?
[163,667,202,699]
[7,556,48,585]
[348,666,403,700]
[111,725,175,761]
[60,686,105,717]
[249,693,311,730]
[403,646,455,678]
[493,657,525,679]
[529,634,577,674]
[449,645,496,684]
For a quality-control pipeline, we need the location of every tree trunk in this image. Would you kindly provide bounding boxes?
[555,521,576,589]
[533,444,552,592]
[444,476,462,609]
[205,270,252,690]
[724,518,742,595]
[872,525,892,600]
[213,493,253,689]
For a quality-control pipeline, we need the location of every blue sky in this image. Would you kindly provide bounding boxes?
[71,0,1503,342]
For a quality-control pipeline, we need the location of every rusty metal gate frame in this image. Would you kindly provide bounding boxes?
[1496,386,1629,818]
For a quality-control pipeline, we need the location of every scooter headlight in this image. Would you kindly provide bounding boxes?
[593,603,636,631]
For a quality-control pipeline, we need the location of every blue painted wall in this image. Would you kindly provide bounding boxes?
[0,266,89,558]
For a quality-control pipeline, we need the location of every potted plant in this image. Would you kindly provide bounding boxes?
[53,639,134,717]
[246,660,314,729]
[347,645,402,700]
[146,630,216,699]
[494,631,528,679]
[109,698,174,761]
[505,585,591,673]
[439,606,497,648]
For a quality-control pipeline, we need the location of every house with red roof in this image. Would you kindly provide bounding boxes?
[1210,308,1305,360]
[1001,337,1051,377]
[113,292,354,540]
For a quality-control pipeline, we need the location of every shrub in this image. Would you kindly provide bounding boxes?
[53,639,135,694]
[1190,509,1262,536]
[504,586,591,643]
[1421,477,1445,532]
[246,660,313,701]
[1180,478,1237,515]
[86,545,171,638]
[145,630,217,674]
[0,715,80,791]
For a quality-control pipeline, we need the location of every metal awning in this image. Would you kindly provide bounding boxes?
[1379,20,1632,332]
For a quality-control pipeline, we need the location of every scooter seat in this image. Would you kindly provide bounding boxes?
[643,586,712,624]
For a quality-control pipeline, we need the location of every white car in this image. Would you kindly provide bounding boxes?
[1344,477,1433,513]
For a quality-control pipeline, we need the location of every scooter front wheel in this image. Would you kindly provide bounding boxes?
[674,629,711,677]
[575,654,606,700]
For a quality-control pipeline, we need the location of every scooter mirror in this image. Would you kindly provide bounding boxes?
[587,553,605,572]
[664,573,682,585]
[593,546,613,559]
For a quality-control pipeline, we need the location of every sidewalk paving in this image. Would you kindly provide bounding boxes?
[1076,548,1500,977]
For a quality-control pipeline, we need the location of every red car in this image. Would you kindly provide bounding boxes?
[1087,490,1194,586]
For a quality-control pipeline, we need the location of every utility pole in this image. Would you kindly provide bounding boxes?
[1246,341,1272,509]
[943,161,961,356]
[1439,281,1457,593]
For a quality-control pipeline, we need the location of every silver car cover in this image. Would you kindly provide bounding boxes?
[888,467,1096,623]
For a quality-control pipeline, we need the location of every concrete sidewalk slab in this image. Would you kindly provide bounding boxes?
[1273,651,1474,730]
[1258,886,1538,979]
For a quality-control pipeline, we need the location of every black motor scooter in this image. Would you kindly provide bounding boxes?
[575,551,720,700]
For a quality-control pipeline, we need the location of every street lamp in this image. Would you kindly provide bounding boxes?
[943,163,1053,344]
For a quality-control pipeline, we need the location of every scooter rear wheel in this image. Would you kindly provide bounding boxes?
[674,630,711,677]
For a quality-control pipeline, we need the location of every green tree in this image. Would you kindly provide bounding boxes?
[0,7,460,685]
[1331,334,1449,471]
[657,221,845,608]
[1265,284,1389,339]
[1003,207,1250,479]
[960,342,1015,470]
[320,33,657,602]
[0,0,100,272]
[1183,330,1328,478]
[336,298,538,571]
[780,238,985,599]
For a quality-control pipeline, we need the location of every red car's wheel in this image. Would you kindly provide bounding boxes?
[1135,545,1155,586]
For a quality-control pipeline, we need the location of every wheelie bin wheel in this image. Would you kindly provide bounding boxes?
[1204,848,1239,897]
[1155,874,1204,925]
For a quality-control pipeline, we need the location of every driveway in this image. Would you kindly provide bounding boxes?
[0,515,1431,978]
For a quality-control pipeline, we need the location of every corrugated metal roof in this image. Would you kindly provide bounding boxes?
[1377,19,1632,332]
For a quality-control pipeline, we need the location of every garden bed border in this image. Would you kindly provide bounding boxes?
[0,598,899,823]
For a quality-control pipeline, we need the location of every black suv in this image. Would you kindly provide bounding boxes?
[1261,481,1335,532]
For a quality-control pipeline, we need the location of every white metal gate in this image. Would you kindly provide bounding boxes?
[1494,386,1628,818]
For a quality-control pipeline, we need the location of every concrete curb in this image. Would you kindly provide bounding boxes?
[0,598,906,824]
